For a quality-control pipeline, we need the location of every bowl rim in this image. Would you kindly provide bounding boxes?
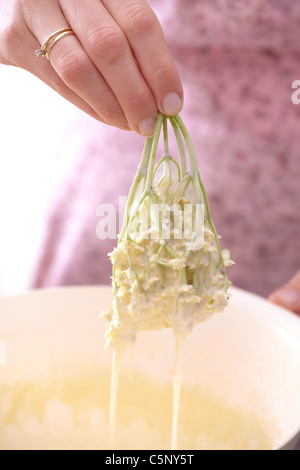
[1,284,300,450]
[228,286,300,332]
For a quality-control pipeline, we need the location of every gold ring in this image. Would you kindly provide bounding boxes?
[35,28,75,60]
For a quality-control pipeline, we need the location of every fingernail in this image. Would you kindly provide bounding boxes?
[162,92,183,116]
[139,117,157,137]
[274,287,300,311]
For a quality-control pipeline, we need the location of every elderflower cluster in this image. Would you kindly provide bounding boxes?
[101,115,233,350]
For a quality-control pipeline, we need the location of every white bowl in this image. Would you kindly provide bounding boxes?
[0,286,299,450]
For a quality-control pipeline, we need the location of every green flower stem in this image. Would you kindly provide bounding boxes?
[153,155,167,182]
[119,138,152,240]
[107,111,231,350]
[146,113,164,191]
[174,115,224,268]
[163,115,169,155]
[156,259,176,268]
[156,263,165,286]
[127,250,141,290]
[170,117,187,178]
[123,113,164,241]
[204,252,213,282]
[174,115,202,204]
[197,173,224,268]
[165,158,172,203]
[165,243,177,258]
[124,191,149,240]
[119,113,225,281]
[169,156,181,181]
[149,193,163,234]
[171,174,192,205]
[193,252,203,288]
[193,273,201,291]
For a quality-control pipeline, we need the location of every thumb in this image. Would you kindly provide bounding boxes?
[269,270,300,315]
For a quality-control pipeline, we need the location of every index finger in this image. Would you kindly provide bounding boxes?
[102,0,184,116]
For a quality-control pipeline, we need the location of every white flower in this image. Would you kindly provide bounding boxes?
[169,259,185,270]
[221,249,235,267]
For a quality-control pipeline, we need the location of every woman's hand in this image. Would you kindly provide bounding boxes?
[269,270,300,315]
[0,0,183,135]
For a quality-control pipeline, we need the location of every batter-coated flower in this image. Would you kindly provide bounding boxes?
[102,114,233,350]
